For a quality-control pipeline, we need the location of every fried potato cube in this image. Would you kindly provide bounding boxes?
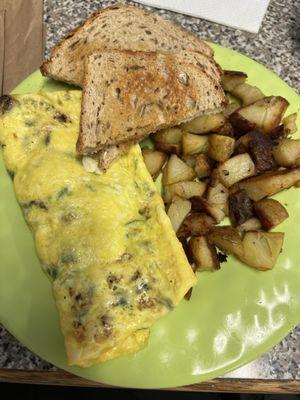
[190,196,225,223]
[221,70,247,92]
[154,141,181,155]
[162,154,196,185]
[208,226,244,258]
[182,132,209,155]
[206,179,229,213]
[239,231,284,271]
[231,83,264,106]
[248,130,276,173]
[236,217,262,232]
[188,236,220,272]
[229,189,254,226]
[181,113,226,134]
[208,134,235,162]
[214,121,234,137]
[155,127,183,144]
[194,154,212,178]
[224,102,240,117]
[217,153,255,187]
[253,198,289,230]
[154,127,183,155]
[232,167,300,201]
[182,154,197,168]
[229,112,256,138]
[163,181,206,203]
[167,196,191,233]
[273,138,300,167]
[230,96,289,135]
[177,213,216,238]
[142,148,167,179]
[283,113,297,135]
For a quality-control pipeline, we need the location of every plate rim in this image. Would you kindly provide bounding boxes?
[1,42,300,389]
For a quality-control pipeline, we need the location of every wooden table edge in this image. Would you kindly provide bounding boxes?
[0,369,299,393]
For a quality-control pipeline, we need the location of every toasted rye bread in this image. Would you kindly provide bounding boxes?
[41,3,214,86]
[77,50,226,155]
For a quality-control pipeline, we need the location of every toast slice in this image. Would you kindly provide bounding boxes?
[77,50,226,155]
[41,3,214,86]
[96,49,223,169]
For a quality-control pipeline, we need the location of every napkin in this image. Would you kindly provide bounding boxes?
[136,0,270,33]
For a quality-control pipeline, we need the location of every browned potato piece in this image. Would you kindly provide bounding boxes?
[142,148,167,180]
[239,231,284,270]
[237,217,262,232]
[163,181,207,203]
[206,179,229,213]
[254,198,289,230]
[181,113,226,134]
[229,112,256,138]
[194,154,212,178]
[229,189,254,226]
[270,114,298,143]
[232,167,300,201]
[248,130,276,173]
[190,196,225,223]
[177,213,216,238]
[234,130,275,169]
[208,134,235,162]
[188,236,220,272]
[234,133,251,154]
[154,141,181,155]
[182,154,197,168]
[162,154,196,185]
[254,96,289,134]
[269,125,286,143]
[214,121,234,137]
[182,132,208,155]
[231,83,264,106]
[217,153,255,187]
[273,138,300,167]
[224,102,240,117]
[167,196,191,233]
[230,96,289,134]
[221,70,247,92]
[283,113,297,135]
[155,127,183,144]
[154,127,183,155]
[208,226,244,258]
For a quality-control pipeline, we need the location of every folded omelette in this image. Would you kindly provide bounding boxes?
[0,91,196,367]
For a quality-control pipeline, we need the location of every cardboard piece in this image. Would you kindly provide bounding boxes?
[0,0,45,95]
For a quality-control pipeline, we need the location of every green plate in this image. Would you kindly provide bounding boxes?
[0,43,300,388]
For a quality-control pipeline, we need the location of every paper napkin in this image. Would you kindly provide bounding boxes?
[137,0,270,33]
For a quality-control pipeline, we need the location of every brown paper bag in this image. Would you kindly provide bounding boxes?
[0,0,45,95]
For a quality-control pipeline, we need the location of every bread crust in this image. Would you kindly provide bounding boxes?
[41,3,214,86]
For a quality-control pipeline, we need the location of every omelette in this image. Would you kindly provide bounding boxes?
[0,91,196,367]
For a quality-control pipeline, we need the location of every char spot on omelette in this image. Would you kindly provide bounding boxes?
[0,91,196,367]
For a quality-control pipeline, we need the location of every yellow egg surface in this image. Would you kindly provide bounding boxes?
[0,91,196,367]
